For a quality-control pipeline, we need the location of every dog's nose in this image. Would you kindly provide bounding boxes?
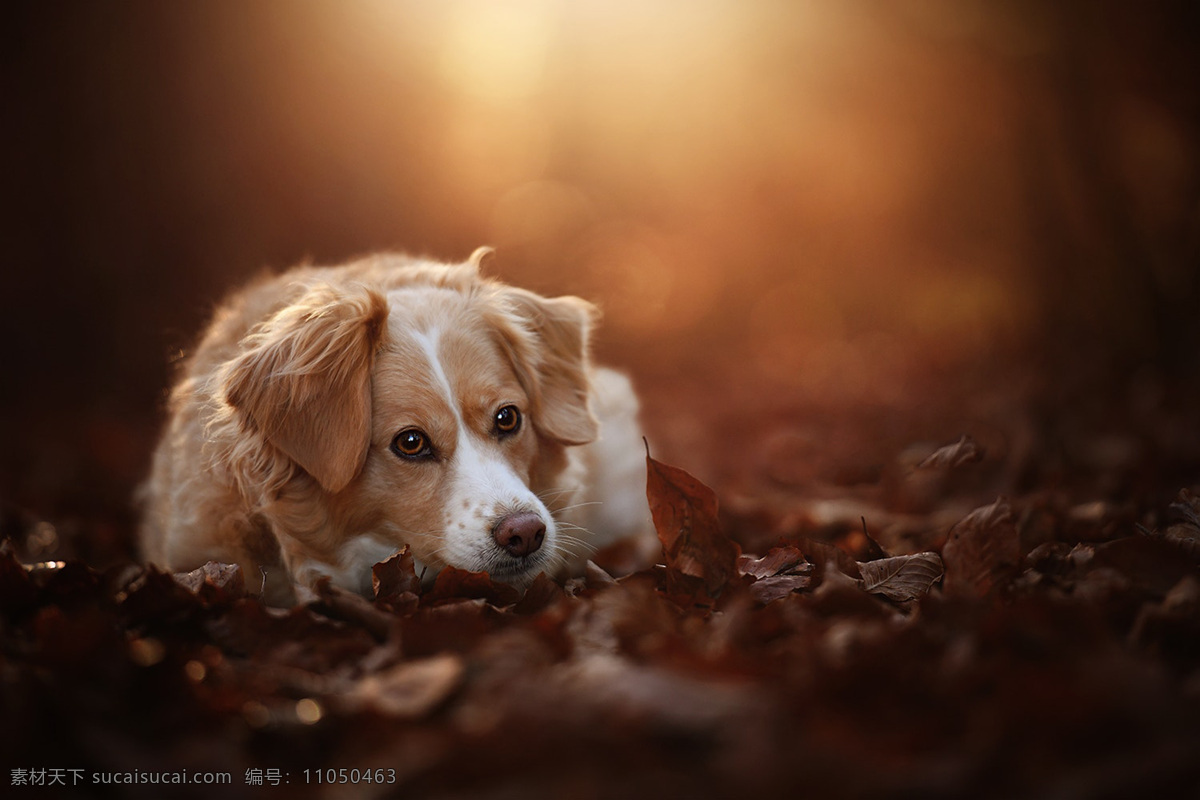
[492,512,546,558]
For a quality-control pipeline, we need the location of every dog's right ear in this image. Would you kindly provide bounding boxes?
[221,283,388,493]
[488,288,600,446]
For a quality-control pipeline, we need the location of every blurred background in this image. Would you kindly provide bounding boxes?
[2,0,1198,564]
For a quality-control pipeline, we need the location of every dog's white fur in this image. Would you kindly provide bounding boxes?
[139,250,653,604]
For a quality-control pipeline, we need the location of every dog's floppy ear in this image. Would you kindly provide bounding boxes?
[493,288,599,446]
[222,282,388,493]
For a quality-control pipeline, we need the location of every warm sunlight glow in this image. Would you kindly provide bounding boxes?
[187,1,1047,390]
[440,0,557,101]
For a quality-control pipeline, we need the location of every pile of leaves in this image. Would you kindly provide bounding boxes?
[3,448,1200,798]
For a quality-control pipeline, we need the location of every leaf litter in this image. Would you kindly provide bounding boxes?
[4,436,1200,798]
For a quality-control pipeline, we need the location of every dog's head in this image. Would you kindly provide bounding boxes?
[220,259,598,587]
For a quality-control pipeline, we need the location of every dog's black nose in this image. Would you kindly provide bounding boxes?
[492,512,546,558]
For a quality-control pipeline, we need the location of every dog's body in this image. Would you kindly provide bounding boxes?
[139,251,653,603]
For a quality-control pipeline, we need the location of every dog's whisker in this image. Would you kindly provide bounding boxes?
[538,485,580,496]
[561,537,600,551]
[553,500,604,514]
[555,522,596,535]
[554,532,599,555]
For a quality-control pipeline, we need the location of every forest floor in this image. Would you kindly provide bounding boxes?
[3,352,1200,799]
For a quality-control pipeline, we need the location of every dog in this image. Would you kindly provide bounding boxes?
[139,249,654,604]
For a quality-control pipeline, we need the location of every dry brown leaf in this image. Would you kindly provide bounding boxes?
[173,561,244,599]
[121,565,207,623]
[795,538,862,579]
[585,560,618,587]
[738,546,814,603]
[737,546,805,580]
[857,552,943,602]
[646,451,740,601]
[916,434,985,470]
[1169,489,1200,528]
[749,573,814,604]
[347,653,464,717]
[511,572,565,615]
[421,567,522,608]
[1156,489,1200,560]
[307,578,396,641]
[941,498,1020,599]
[372,546,422,605]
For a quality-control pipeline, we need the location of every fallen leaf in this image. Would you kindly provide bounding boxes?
[795,538,862,580]
[346,653,465,718]
[372,546,422,606]
[567,579,687,659]
[916,434,985,470]
[1153,489,1200,560]
[399,599,508,658]
[737,546,805,579]
[174,561,244,603]
[208,598,379,673]
[750,573,814,604]
[856,553,943,602]
[306,578,396,641]
[585,560,618,587]
[805,567,897,619]
[1169,489,1200,529]
[738,546,815,604]
[646,451,740,601]
[421,567,522,608]
[120,565,206,626]
[857,517,889,561]
[547,652,768,740]
[941,498,1021,599]
[511,572,565,615]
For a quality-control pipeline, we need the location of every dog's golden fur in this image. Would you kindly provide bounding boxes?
[139,251,652,603]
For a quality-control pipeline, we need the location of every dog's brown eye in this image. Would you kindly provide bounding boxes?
[494,405,521,436]
[391,429,432,459]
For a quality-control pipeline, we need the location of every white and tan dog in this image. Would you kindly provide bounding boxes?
[139,249,652,604]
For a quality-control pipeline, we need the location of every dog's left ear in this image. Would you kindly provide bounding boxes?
[222,283,388,493]
[492,288,600,446]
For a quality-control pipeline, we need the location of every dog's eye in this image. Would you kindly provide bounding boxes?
[391,429,432,459]
[494,405,521,436]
